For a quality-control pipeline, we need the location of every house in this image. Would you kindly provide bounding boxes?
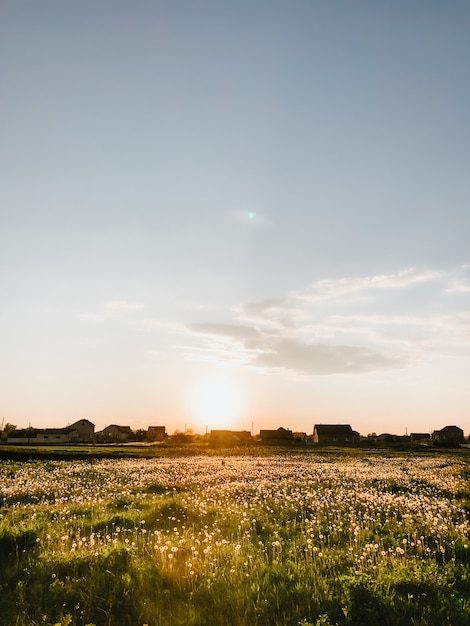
[410,433,431,444]
[313,424,354,445]
[6,419,95,445]
[209,430,253,446]
[68,419,95,443]
[259,427,294,445]
[432,425,464,446]
[6,428,70,445]
[36,428,76,444]
[96,425,132,443]
[147,426,166,442]
[375,433,411,444]
[375,433,394,443]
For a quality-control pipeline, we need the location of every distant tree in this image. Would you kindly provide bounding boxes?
[132,429,148,442]
[192,432,208,443]
[1,422,17,442]
[169,429,195,444]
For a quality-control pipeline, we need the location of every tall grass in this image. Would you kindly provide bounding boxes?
[1,453,470,625]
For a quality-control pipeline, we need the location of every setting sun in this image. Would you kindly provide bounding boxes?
[189,376,245,429]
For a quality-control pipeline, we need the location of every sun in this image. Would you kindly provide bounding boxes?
[189,376,245,430]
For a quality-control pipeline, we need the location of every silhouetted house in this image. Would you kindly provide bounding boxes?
[375,433,411,444]
[7,428,69,444]
[376,433,393,442]
[68,419,95,443]
[432,425,464,446]
[410,433,431,444]
[313,424,354,445]
[37,428,76,444]
[96,425,132,443]
[147,426,166,442]
[6,419,95,445]
[259,427,294,445]
[209,430,253,446]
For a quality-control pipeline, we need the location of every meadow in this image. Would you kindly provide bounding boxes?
[1,448,470,625]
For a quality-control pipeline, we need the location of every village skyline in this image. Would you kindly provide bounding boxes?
[2,408,468,439]
[2,417,466,445]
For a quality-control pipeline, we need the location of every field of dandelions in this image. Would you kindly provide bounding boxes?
[2,451,470,625]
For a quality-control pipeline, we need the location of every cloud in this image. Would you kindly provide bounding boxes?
[446,282,470,293]
[187,323,261,340]
[252,339,407,375]
[435,312,470,344]
[235,298,305,330]
[180,322,407,374]
[181,323,262,366]
[183,315,408,375]
[297,268,443,303]
[181,266,470,375]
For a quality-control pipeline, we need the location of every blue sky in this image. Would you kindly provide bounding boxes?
[1,1,469,435]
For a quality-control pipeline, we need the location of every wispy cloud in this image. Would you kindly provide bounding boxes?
[182,266,470,375]
[252,339,407,375]
[184,319,408,374]
[446,281,470,294]
[235,298,305,330]
[78,267,469,375]
[187,323,261,341]
[297,269,443,303]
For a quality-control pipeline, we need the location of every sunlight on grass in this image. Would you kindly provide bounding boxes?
[1,452,470,624]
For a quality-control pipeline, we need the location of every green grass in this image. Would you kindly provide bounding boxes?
[1,450,470,625]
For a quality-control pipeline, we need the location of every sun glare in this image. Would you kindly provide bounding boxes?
[189,376,245,429]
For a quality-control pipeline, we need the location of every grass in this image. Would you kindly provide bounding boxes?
[1,449,470,624]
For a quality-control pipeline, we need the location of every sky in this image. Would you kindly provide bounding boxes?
[1,1,469,436]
